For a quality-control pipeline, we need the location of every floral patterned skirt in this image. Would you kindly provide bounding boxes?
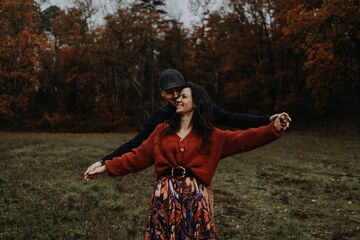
[144,176,217,240]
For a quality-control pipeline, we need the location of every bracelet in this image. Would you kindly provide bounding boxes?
[99,159,105,166]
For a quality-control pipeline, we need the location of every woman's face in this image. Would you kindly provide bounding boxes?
[176,87,195,115]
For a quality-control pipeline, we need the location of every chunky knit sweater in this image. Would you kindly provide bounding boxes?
[101,103,270,161]
[105,123,282,186]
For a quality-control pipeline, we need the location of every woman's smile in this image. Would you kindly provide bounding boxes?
[176,88,194,114]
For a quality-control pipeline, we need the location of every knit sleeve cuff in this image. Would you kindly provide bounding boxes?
[105,160,119,177]
[270,121,283,138]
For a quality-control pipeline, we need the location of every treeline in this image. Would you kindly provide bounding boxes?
[0,0,359,131]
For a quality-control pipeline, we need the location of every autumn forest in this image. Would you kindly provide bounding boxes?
[1,0,359,131]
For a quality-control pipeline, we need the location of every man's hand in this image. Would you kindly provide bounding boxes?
[84,161,105,180]
[273,112,292,132]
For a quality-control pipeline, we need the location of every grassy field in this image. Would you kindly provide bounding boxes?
[0,130,359,240]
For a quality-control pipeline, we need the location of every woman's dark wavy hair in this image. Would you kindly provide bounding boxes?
[163,82,214,146]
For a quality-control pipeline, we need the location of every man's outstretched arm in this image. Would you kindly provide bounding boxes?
[84,104,174,178]
[101,103,174,161]
[212,104,272,129]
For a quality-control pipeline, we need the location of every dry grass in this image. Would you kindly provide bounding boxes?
[1,131,359,239]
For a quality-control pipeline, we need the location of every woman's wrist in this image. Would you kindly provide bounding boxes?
[99,159,105,166]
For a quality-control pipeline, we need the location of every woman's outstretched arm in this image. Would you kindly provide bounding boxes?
[84,124,166,180]
[219,113,291,158]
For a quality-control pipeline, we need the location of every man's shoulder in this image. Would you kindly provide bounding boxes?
[155,103,175,113]
[151,103,175,120]
[211,103,223,113]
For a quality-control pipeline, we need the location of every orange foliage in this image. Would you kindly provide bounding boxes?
[0,0,359,128]
[0,96,14,118]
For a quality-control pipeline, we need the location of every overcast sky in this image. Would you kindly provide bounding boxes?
[40,0,224,28]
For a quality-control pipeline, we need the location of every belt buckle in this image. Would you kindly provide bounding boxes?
[172,166,186,178]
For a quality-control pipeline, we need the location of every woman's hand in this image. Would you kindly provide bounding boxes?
[84,161,106,180]
[274,112,292,132]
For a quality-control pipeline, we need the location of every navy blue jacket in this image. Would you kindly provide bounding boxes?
[102,103,270,161]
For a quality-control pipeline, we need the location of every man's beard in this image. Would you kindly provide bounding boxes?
[169,99,177,106]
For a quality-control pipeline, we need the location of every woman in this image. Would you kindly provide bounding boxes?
[84,82,290,239]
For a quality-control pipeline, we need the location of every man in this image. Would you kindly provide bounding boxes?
[84,69,290,176]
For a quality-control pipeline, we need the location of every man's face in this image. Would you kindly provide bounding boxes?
[161,87,182,106]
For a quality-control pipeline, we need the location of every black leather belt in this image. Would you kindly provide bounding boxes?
[163,166,194,178]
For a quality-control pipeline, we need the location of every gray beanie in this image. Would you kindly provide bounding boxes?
[159,69,185,90]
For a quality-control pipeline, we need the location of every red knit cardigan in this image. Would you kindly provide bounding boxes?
[105,123,282,186]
